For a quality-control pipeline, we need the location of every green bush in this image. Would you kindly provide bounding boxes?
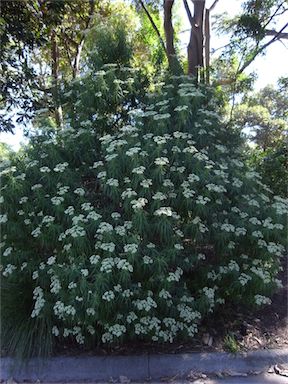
[247,141,287,197]
[1,69,287,357]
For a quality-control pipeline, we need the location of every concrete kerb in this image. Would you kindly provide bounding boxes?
[1,348,288,382]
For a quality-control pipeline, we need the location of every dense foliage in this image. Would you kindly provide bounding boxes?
[1,66,287,357]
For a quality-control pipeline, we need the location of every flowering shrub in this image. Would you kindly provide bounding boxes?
[1,70,287,356]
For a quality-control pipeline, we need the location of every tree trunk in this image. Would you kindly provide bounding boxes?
[51,30,63,128]
[164,0,178,71]
[204,8,210,83]
[188,0,205,80]
[73,40,84,79]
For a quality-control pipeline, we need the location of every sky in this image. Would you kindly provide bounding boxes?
[1,0,288,150]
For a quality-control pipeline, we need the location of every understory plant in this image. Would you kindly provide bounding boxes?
[1,67,287,357]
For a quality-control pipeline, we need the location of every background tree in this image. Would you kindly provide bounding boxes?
[215,0,288,83]
[0,0,108,131]
[233,77,288,196]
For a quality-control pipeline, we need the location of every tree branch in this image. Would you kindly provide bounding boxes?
[72,0,95,78]
[215,22,288,86]
[262,1,287,30]
[264,29,288,39]
[138,0,167,53]
[209,0,219,12]
[183,0,194,26]
[238,21,288,74]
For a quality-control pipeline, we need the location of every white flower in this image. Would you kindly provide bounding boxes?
[42,215,55,226]
[153,136,167,145]
[159,289,172,299]
[183,189,195,198]
[3,264,17,277]
[51,196,64,206]
[31,286,45,318]
[174,105,188,112]
[131,198,148,210]
[117,259,133,272]
[99,242,116,252]
[203,287,215,301]
[0,214,8,223]
[92,161,104,168]
[81,269,89,277]
[239,273,252,286]
[167,267,183,282]
[40,166,51,173]
[47,256,56,265]
[235,227,247,236]
[31,227,41,238]
[155,157,169,166]
[106,178,119,187]
[183,146,197,154]
[65,225,86,238]
[102,290,115,302]
[100,258,114,273]
[152,192,167,201]
[97,171,107,179]
[134,297,157,311]
[63,243,72,252]
[87,211,102,221]
[140,179,152,188]
[143,255,153,264]
[50,275,61,294]
[32,271,39,280]
[154,207,173,216]
[31,184,43,191]
[19,196,28,204]
[64,206,75,215]
[111,212,121,219]
[121,188,137,199]
[124,243,138,254]
[86,308,96,316]
[206,184,227,193]
[132,166,146,175]
[196,195,211,205]
[74,188,85,196]
[52,326,59,336]
[81,202,93,211]
[3,247,12,257]
[90,255,100,264]
[21,262,28,271]
[57,186,70,195]
[255,294,272,306]
[53,162,68,172]
[97,222,113,234]
[15,173,26,180]
[126,147,141,157]
[220,223,235,232]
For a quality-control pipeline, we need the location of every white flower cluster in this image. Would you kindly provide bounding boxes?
[155,157,169,166]
[134,296,157,311]
[254,294,272,306]
[53,162,68,172]
[53,301,76,319]
[167,267,183,282]
[31,286,45,318]
[131,198,148,210]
